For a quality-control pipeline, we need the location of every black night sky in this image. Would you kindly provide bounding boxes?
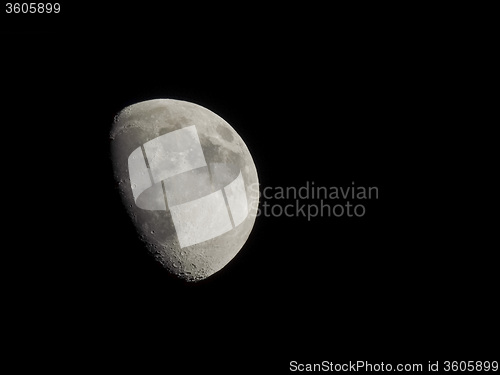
[2,4,497,372]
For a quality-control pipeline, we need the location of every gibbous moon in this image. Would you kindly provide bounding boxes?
[110,99,259,281]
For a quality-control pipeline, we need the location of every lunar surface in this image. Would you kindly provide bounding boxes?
[110,99,259,281]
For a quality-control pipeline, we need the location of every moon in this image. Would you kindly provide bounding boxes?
[110,99,259,281]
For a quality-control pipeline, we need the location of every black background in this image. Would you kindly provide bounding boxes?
[2,4,497,372]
